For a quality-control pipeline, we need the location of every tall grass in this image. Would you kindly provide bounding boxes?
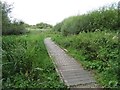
[2,32,65,88]
[51,31,119,88]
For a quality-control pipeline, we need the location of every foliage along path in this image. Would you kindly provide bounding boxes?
[44,37,100,88]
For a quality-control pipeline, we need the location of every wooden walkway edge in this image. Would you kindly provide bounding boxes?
[44,37,100,88]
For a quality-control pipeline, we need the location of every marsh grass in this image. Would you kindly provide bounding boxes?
[2,31,66,88]
[51,31,119,88]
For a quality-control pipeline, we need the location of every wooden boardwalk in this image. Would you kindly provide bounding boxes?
[44,38,99,88]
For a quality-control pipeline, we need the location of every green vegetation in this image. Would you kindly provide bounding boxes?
[54,4,118,36]
[52,3,119,88]
[1,1,65,88]
[2,32,65,88]
[36,22,53,29]
[26,23,53,32]
[2,0,119,89]
[1,1,28,35]
[52,31,118,88]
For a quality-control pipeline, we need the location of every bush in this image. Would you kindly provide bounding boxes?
[54,3,118,36]
[53,22,63,32]
[36,22,53,29]
[61,16,81,35]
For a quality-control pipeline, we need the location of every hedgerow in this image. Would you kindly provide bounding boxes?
[54,3,118,36]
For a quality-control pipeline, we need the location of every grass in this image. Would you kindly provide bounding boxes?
[52,3,119,88]
[2,2,119,89]
[2,30,66,88]
[2,28,119,89]
[51,30,119,88]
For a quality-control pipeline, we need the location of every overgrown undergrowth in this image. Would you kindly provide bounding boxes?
[2,32,65,88]
[51,31,119,88]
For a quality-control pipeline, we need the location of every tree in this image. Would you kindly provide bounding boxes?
[1,1,12,34]
[36,22,53,29]
[1,1,28,35]
[0,1,2,34]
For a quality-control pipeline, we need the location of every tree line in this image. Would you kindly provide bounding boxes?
[1,1,53,35]
[1,1,28,35]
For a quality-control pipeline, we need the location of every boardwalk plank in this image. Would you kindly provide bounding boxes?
[44,38,99,88]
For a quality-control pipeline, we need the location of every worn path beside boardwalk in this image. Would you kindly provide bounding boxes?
[44,37,99,88]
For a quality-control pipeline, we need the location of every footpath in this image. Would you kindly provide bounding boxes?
[44,38,100,88]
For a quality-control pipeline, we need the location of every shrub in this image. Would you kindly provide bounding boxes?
[54,3,118,36]
[36,22,53,29]
[53,22,63,32]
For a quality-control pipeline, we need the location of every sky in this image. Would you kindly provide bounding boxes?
[2,0,119,25]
